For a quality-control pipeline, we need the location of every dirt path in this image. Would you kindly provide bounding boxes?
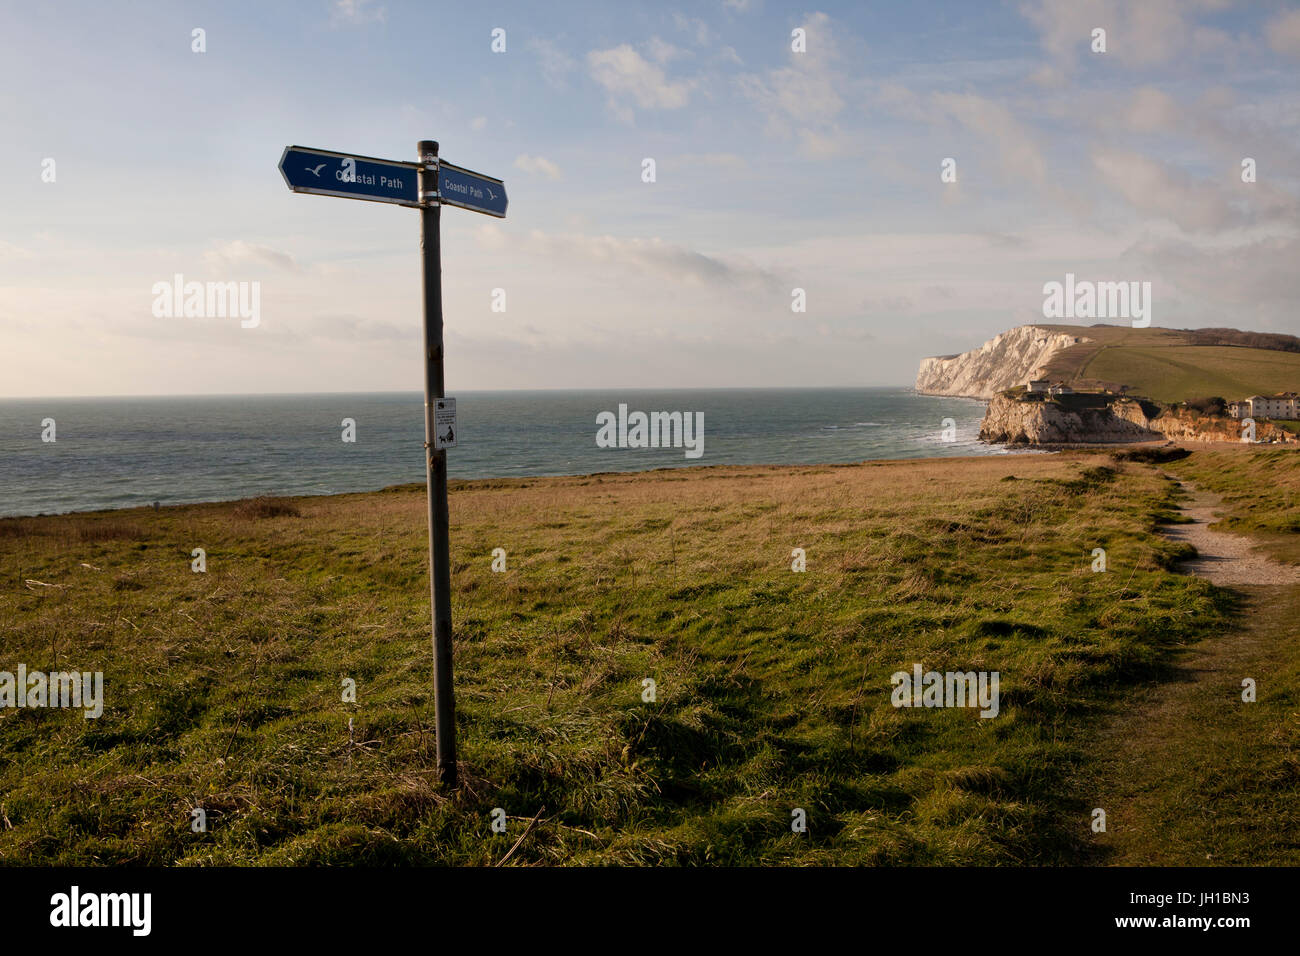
[1081,478,1300,865]
[1159,483,1300,585]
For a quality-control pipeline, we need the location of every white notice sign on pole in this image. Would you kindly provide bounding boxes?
[433,397,457,449]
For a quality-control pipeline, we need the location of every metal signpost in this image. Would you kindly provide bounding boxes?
[279,141,507,788]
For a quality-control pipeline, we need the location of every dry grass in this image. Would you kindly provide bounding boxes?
[0,452,1249,865]
[230,497,303,520]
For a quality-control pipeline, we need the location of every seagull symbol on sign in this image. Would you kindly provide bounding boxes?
[306,163,326,177]
[486,187,497,200]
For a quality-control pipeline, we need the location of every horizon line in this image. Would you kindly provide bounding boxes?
[0,383,920,401]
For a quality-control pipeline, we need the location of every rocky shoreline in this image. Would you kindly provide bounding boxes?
[978,392,1297,446]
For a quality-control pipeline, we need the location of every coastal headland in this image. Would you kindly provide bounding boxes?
[918,324,1300,446]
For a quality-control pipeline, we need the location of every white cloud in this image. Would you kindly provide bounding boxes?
[587,44,693,119]
[645,36,683,65]
[1123,86,1179,132]
[1266,9,1300,57]
[330,0,385,26]
[672,13,710,46]
[673,152,747,170]
[529,37,578,88]
[295,313,413,342]
[476,227,782,290]
[203,241,301,273]
[1091,149,1240,232]
[735,13,846,157]
[932,92,1048,186]
[739,63,842,126]
[1126,234,1300,327]
[797,129,842,160]
[1019,0,1239,69]
[0,240,33,261]
[1080,86,1300,203]
[514,154,562,180]
[471,116,487,132]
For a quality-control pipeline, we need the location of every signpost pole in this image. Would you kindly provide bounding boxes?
[417,139,457,788]
[280,138,504,791]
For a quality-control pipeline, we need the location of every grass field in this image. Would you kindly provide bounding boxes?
[1029,325,1300,403]
[1,449,1295,866]
[1078,346,1300,404]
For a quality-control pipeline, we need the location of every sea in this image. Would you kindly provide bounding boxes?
[0,388,1022,517]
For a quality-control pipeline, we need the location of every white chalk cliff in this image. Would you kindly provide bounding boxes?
[915,326,1089,399]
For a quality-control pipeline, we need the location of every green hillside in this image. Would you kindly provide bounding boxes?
[1035,325,1300,404]
[1079,345,1300,404]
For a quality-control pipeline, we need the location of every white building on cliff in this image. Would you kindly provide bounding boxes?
[1230,393,1299,419]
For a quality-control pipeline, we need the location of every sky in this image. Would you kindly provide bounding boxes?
[1,0,1299,396]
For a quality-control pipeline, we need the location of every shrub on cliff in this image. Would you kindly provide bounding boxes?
[1185,396,1227,416]
[1112,447,1192,464]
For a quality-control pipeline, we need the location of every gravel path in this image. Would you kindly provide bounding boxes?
[1084,479,1300,864]
[1161,482,1300,586]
